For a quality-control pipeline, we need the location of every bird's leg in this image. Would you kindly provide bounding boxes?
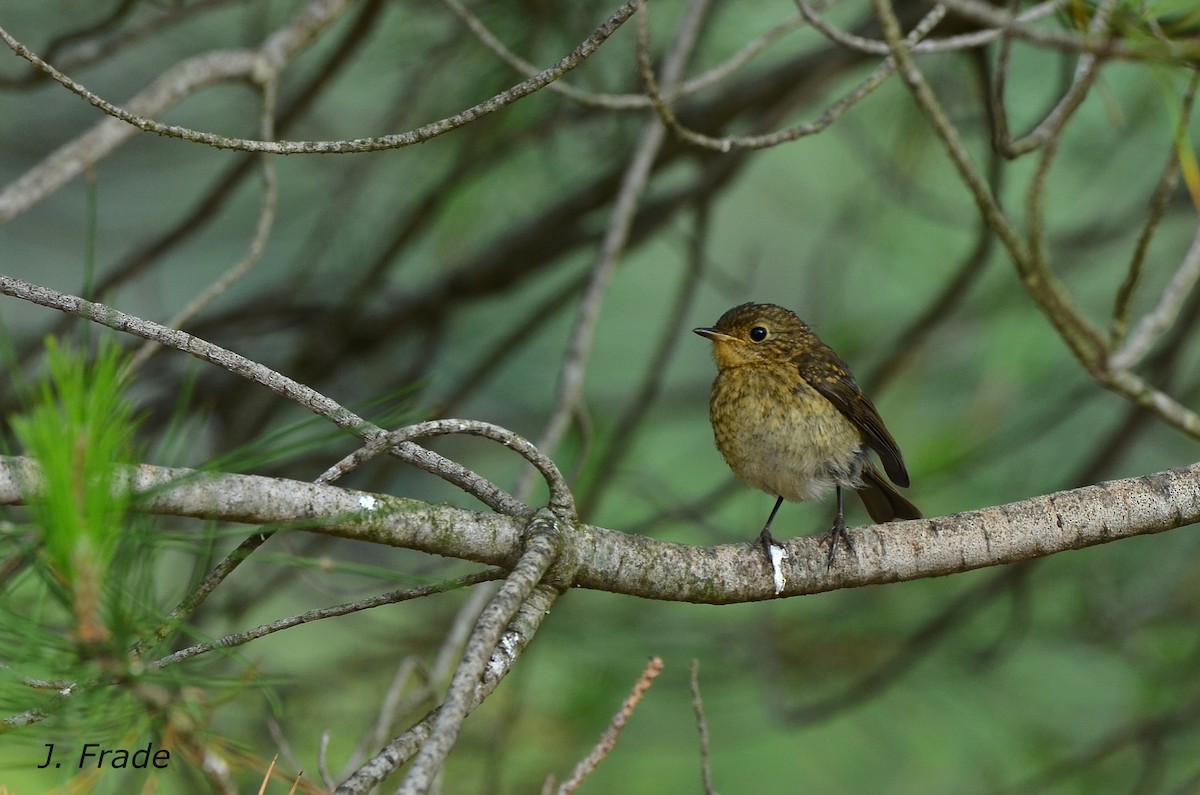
[757,496,785,557]
[826,485,855,568]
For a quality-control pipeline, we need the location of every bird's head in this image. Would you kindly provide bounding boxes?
[693,302,812,369]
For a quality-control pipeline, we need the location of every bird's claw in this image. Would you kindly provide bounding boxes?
[756,527,778,559]
[825,519,854,569]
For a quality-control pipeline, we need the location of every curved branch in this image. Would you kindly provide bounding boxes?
[319,419,575,520]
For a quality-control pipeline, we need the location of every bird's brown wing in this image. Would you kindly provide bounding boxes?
[796,350,910,487]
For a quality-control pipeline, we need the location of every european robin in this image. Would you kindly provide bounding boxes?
[694,303,920,564]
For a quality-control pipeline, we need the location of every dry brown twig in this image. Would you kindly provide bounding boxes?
[552,656,665,795]
[690,660,718,795]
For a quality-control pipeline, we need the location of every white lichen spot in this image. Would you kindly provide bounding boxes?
[358,494,377,511]
[487,631,522,681]
[769,543,788,595]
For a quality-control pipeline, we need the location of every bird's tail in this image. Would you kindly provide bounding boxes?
[856,463,921,523]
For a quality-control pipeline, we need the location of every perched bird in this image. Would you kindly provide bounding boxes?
[694,303,920,564]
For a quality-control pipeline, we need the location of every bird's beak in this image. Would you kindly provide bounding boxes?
[693,327,738,343]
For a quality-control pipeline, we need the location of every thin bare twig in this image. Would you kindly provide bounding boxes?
[520,0,711,498]
[318,419,575,520]
[867,6,1200,438]
[909,2,1060,51]
[441,0,811,110]
[994,0,1117,157]
[690,660,718,795]
[795,0,1062,56]
[128,76,281,372]
[0,0,247,90]
[557,656,665,794]
[0,0,358,224]
[1110,226,1200,372]
[871,0,1200,439]
[148,570,503,670]
[869,0,1107,376]
[935,0,1200,61]
[339,584,495,785]
[1110,74,1200,353]
[0,2,638,157]
[33,0,387,309]
[642,3,948,152]
[1023,0,1117,274]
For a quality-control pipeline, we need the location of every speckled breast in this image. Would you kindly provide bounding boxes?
[709,366,867,502]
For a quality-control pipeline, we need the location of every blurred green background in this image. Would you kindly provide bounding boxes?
[2,0,1199,792]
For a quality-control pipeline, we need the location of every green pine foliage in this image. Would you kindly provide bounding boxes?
[0,340,171,766]
[10,340,139,650]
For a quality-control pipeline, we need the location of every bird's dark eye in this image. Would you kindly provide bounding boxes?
[749,326,768,342]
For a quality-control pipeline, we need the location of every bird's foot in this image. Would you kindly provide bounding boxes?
[756,527,790,594]
[756,526,779,560]
[825,519,854,570]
